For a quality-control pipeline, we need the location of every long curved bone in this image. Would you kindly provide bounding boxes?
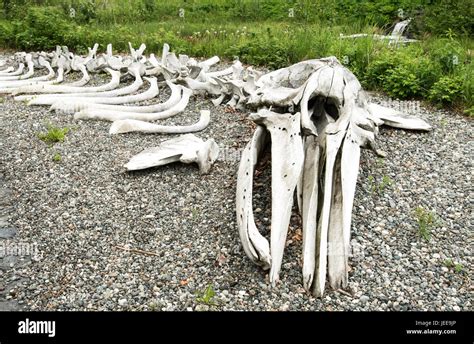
[64,80,181,114]
[249,109,304,286]
[11,63,89,95]
[0,57,53,86]
[109,109,210,135]
[236,126,272,269]
[0,66,14,74]
[0,63,25,76]
[52,77,159,114]
[74,86,190,121]
[0,58,55,91]
[0,59,34,81]
[125,134,219,174]
[15,69,121,103]
[32,66,144,102]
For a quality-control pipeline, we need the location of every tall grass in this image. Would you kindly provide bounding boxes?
[0,1,472,112]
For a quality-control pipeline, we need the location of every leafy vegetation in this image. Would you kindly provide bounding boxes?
[443,259,465,273]
[38,123,69,144]
[52,152,61,162]
[368,174,393,194]
[195,284,218,306]
[0,1,472,112]
[414,206,437,242]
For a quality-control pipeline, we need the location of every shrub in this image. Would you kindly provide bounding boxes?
[423,0,474,36]
[0,21,13,46]
[428,75,463,105]
[226,35,289,69]
[382,66,421,99]
[11,6,74,50]
[363,50,401,89]
[428,37,466,74]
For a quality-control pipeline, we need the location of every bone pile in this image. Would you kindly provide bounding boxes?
[0,43,431,297]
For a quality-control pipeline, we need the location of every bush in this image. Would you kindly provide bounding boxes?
[428,36,466,74]
[0,21,13,46]
[11,6,74,50]
[423,0,473,36]
[382,66,421,99]
[428,75,463,105]
[226,34,289,69]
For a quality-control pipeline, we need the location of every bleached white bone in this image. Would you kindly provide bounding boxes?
[52,77,159,114]
[15,69,121,104]
[0,63,24,76]
[74,86,190,121]
[249,109,304,286]
[125,134,219,174]
[368,103,432,131]
[68,80,180,114]
[109,109,210,135]
[236,126,271,269]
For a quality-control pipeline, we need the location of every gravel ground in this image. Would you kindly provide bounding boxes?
[0,60,472,311]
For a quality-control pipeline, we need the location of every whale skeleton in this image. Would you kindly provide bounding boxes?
[1,43,433,298]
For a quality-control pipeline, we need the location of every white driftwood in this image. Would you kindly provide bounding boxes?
[125,134,219,174]
[109,109,210,135]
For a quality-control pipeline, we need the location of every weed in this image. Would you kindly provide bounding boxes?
[444,259,464,273]
[52,152,61,162]
[454,263,464,273]
[38,124,69,144]
[368,174,392,194]
[195,284,218,306]
[414,206,436,241]
[443,258,454,267]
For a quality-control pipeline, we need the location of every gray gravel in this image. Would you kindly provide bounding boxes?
[0,61,472,311]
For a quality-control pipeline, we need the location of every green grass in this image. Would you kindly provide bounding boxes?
[52,152,62,162]
[38,124,69,144]
[368,174,393,194]
[443,259,464,273]
[414,206,436,242]
[0,1,472,112]
[454,263,464,273]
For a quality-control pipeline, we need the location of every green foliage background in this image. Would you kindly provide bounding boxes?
[0,0,472,112]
